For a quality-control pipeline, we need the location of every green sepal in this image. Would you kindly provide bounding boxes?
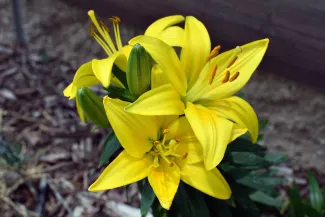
[103,85,137,102]
[126,43,152,98]
[77,87,109,128]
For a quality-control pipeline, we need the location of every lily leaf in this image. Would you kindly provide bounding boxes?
[249,191,283,208]
[139,179,156,217]
[307,171,324,212]
[98,131,121,167]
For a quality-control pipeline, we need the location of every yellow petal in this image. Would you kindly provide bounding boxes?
[122,45,132,59]
[157,26,184,47]
[65,61,99,99]
[125,84,185,116]
[92,52,127,88]
[167,117,203,164]
[184,102,233,170]
[129,35,187,96]
[151,64,169,89]
[148,161,180,210]
[145,15,185,37]
[63,83,73,98]
[180,16,211,89]
[103,96,156,158]
[89,151,152,191]
[202,39,269,100]
[180,162,231,199]
[76,95,88,123]
[200,96,258,143]
[231,124,248,142]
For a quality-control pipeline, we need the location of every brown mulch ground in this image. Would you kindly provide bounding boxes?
[0,46,141,217]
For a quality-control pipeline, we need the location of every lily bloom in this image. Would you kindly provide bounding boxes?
[125,16,269,170]
[89,96,246,209]
[63,11,186,122]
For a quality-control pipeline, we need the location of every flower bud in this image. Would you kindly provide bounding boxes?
[77,87,109,128]
[126,43,152,98]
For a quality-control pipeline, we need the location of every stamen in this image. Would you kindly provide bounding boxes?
[92,33,113,56]
[88,10,118,54]
[160,154,173,167]
[229,72,240,82]
[175,139,180,144]
[163,129,169,134]
[227,56,238,68]
[180,152,188,159]
[222,71,230,83]
[109,16,123,51]
[209,65,218,85]
[154,141,160,145]
[206,45,221,62]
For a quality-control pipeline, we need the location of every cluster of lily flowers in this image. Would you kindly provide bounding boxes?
[63,10,269,210]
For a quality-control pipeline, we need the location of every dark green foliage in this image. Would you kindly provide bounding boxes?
[98,131,121,167]
[138,179,156,217]
[103,85,137,102]
[286,172,325,217]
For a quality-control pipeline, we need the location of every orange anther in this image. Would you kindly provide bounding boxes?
[222,71,231,83]
[229,72,240,82]
[206,45,221,62]
[209,65,218,85]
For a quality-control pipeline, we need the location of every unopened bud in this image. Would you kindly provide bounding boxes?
[77,87,109,128]
[126,43,152,98]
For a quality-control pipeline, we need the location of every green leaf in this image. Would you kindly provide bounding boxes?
[205,196,232,217]
[171,182,210,217]
[229,152,269,167]
[259,120,268,130]
[103,85,137,102]
[249,191,283,208]
[235,92,245,98]
[227,139,265,153]
[302,204,324,217]
[98,131,121,167]
[139,179,156,217]
[307,171,324,212]
[287,183,305,217]
[152,199,168,217]
[236,174,283,193]
[112,64,128,88]
[257,134,264,142]
[264,153,288,164]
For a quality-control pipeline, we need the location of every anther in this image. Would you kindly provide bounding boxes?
[88,24,95,37]
[206,45,221,62]
[180,152,188,159]
[154,141,160,145]
[209,64,218,85]
[163,129,169,134]
[110,16,121,24]
[175,139,180,144]
[227,56,238,68]
[229,72,240,82]
[222,71,230,83]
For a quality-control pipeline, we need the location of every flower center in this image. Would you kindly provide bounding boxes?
[88,10,123,56]
[149,129,187,168]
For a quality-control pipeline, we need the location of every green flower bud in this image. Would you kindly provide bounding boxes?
[126,43,152,98]
[77,87,109,128]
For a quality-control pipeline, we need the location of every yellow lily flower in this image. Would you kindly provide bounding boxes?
[63,11,186,122]
[89,96,242,210]
[125,16,269,170]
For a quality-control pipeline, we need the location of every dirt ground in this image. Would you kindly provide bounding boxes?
[0,0,324,216]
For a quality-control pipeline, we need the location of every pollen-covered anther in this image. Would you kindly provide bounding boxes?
[227,56,238,68]
[222,71,231,83]
[175,139,180,144]
[110,16,121,24]
[180,152,188,159]
[163,129,169,134]
[229,72,240,82]
[88,24,95,37]
[209,64,218,85]
[154,141,160,145]
[206,45,221,62]
[168,162,174,167]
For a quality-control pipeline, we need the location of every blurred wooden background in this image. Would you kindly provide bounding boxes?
[63,0,325,90]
